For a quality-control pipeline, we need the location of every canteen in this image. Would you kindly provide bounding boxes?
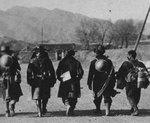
[137,68,149,88]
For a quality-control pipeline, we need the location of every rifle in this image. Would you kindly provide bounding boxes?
[97,66,114,97]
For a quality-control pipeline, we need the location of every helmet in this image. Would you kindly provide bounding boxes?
[33,45,45,53]
[0,54,13,68]
[66,49,75,56]
[94,45,105,55]
[95,59,108,72]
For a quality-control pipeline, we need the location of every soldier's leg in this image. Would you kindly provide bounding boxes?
[5,101,10,117]
[10,100,17,116]
[126,86,140,116]
[5,89,11,117]
[93,93,102,114]
[42,98,49,115]
[103,95,112,116]
[35,99,42,117]
[68,98,77,115]
[62,97,72,116]
[134,88,141,106]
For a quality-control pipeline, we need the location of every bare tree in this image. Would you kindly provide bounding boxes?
[114,19,137,48]
[75,19,113,49]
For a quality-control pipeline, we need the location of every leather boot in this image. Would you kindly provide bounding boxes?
[42,99,48,115]
[36,100,42,117]
[66,105,72,116]
[93,102,101,115]
[131,106,139,116]
[10,104,15,117]
[105,103,111,116]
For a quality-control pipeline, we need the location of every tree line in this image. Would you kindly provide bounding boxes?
[75,19,145,49]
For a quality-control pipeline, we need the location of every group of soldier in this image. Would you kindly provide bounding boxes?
[0,44,149,117]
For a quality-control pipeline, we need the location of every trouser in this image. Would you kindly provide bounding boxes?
[93,93,112,110]
[62,97,77,110]
[35,98,49,113]
[126,84,141,110]
[5,100,17,112]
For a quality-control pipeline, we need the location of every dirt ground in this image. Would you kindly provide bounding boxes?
[0,47,150,123]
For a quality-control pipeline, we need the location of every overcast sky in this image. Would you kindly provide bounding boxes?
[0,0,150,22]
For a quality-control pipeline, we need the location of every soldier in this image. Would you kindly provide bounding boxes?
[0,45,23,117]
[116,50,149,116]
[56,49,84,116]
[27,45,56,117]
[87,45,118,116]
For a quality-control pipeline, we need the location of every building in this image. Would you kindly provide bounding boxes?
[40,43,76,60]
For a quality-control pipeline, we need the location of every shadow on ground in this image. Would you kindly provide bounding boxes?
[0,109,149,117]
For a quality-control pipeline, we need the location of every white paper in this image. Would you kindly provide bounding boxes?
[61,71,71,82]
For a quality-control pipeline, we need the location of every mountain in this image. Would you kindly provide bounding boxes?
[0,6,89,43]
[0,6,149,44]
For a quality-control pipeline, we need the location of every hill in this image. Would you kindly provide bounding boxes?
[0,6,150,44]
[0,6,88,43]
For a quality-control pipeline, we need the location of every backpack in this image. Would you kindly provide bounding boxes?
[125,61,149,88]
[32,57,51,81]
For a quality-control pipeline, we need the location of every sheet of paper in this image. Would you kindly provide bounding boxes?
[61,71,71,82]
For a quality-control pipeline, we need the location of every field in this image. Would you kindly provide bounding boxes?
[0,46,150,123]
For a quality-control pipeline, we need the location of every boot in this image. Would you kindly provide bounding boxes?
[42,108,47,115]
[93,102,101,115]
[36,100,42,117]
[42,99,48,115]
[5,102,10,117]
[10,104,15,117]
[131,106,139,116]
[130,107,134,113]
[5,110,10,117]
[66,105,72,116]
[105,103,111,116]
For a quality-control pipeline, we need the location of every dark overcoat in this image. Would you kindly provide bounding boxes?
[27,55,56,100]
[0,55,23,101]
[117,59,147,97]
[56,56,84,98]
[87,55,116,96]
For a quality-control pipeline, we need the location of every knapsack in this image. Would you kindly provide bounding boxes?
[33,57,51,80]
[125,61,149,88]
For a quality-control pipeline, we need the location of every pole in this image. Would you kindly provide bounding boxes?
[134,5,150,51]
[41,26,44,44]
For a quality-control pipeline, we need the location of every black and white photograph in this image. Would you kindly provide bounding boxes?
[0,0,150,123]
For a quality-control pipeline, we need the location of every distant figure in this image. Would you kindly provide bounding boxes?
[87,45,119,116]
[56,49,84,116]
[0,45,23,117]
[27,45,56,117]
[116,50,149,116]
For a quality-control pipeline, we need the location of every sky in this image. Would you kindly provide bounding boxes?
[0,0,150,22]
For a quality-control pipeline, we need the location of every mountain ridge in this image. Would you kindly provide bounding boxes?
[0,6,149,44]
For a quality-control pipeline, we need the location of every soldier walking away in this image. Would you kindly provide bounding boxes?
[27,45,56,117]
[56,49,84,116]
[87,45,119,116]
[0,45,23,117]
[116,50,150,116]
